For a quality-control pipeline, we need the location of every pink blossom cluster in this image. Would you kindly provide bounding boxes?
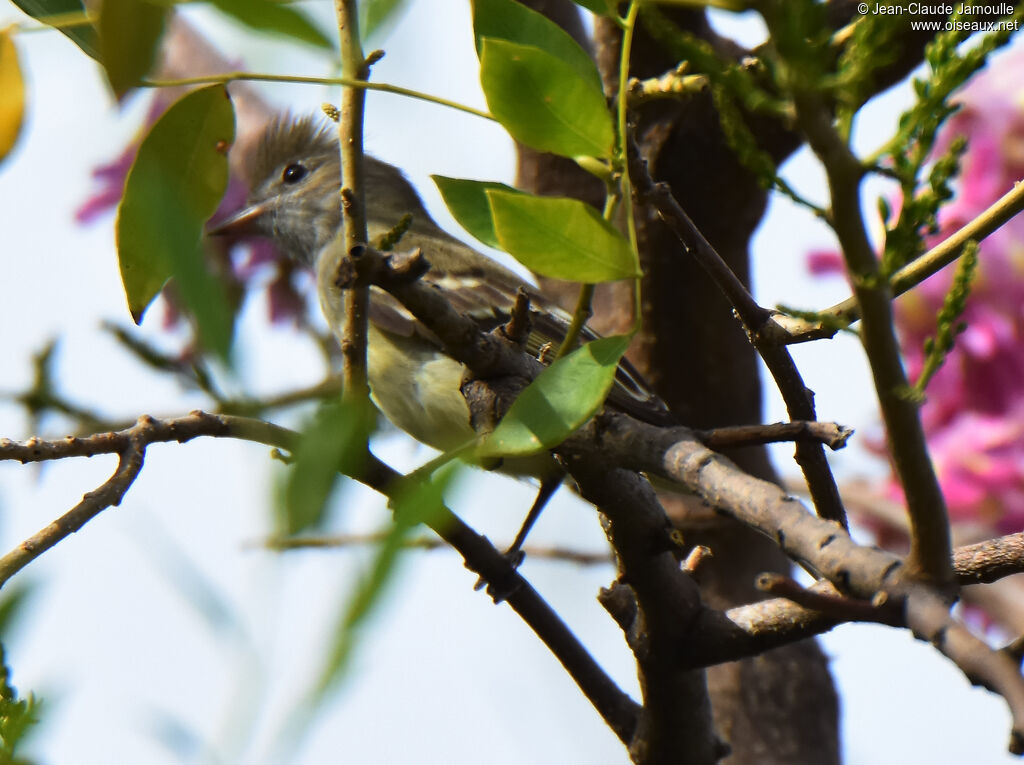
[813,43,1024,533]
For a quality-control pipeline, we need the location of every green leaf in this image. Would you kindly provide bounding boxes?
[0,30,25,163]
[316,466,458,698]
[116,84,236,357]
[0,581,35,638]
[431,175,520,250]
[10,0,99,60]
[480,37,613,159]
[478,335,630,457]
[0,640,41,762]
[208,0,334,51]
[487,189,639,282]
[281,398,374,535]
[98,0,167,98]
[360,0,410,40]
[472,0,602,91]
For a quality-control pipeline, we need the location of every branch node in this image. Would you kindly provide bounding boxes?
[599,582,638,633]
[502,288,532,346]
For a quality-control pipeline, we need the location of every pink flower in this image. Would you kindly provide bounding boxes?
[807,249,846,276]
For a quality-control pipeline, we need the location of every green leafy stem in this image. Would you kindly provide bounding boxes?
[142,71,495,122]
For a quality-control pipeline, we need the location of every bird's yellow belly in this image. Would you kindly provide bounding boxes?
[366,325,476,452]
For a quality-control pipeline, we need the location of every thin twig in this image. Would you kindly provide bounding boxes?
[0,412,640,739]
[755,572,893,622]
[697,420,853,451]
[257,532,614,566]
[141,72,494,122]
[780,179,1024,341]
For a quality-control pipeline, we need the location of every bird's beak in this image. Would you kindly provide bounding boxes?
[208,201,271,238]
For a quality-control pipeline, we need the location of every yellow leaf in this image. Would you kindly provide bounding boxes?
[0,28,25,162]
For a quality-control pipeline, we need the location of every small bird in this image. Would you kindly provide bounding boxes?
[213,115,672,552]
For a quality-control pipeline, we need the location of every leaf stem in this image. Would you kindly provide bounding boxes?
[618,0,643,336]
[821,179,1024,325]
[13,10,94,32]
[142,72,494,122]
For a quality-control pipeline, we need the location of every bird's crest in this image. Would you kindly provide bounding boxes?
[250,114,336,185]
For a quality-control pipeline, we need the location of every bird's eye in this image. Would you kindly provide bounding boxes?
[282,163,308,184]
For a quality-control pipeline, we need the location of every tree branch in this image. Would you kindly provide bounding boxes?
[778,179,1024,343]
[0,412,640,741]
[0,436,143,588]
[566,457,723,763]
[786,69,953,586]
[955,533,1024,586]
[697,420,853,451]
[333,0,371,402]
[628,148,848,529]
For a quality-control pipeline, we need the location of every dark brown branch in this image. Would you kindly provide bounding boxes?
[565,457,723,763]
[628,152,771,332]
[335,246,544,382]
[628,148,848,529]
[0,411,640,742]
[905,589,1024,755]
[426,493,643,745]
[684,579,900,668]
